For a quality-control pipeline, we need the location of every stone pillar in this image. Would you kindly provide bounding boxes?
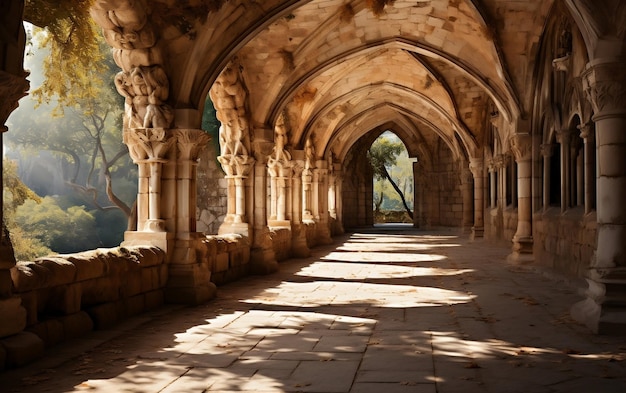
[557,129,572,212]
[508,133,533,263]
[267,115,292,229]
[572,60,626,334]
[165,129,215,304]
[488,160,497,209]
[579,123,596,214]
[540,143,553,210]
[315,160,333,244]
[469,158,484,240]
[249,139,278,274]
[290,161,310,257]
[302,137,315,224]
[124,128,176,251]
[461,165,474,233]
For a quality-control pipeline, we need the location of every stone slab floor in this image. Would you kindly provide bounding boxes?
[1,226,625,393]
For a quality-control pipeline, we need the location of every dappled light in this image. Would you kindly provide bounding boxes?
[2,229,626,393]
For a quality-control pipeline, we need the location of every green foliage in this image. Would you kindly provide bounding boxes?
[2,158,52,261]
[368,132,414,218]
[368,135,404,181]
[16,197,101,254]
[24,0,104,112]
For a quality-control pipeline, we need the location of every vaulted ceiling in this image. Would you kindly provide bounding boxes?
[156,0,556,161]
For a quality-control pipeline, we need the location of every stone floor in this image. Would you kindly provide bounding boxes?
[1,226,625,393]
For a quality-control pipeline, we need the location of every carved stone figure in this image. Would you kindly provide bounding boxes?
[115,65,173,129]
[210,61,251,163]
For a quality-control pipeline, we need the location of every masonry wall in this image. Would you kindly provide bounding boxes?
[533,209,596,277]
[197,145,227,235]
[429,143,463,227]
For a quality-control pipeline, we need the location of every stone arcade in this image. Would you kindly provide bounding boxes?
[0,0,625,369]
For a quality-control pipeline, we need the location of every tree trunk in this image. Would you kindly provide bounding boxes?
[382,166,413,217]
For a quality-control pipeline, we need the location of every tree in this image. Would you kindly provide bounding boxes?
[24,0,105,112]
[368,134,413,217]
[7,30,134,221]
[3,158,52,261]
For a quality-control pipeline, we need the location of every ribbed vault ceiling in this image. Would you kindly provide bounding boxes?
[162,0,554,162]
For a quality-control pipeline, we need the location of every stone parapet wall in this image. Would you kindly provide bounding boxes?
[270,228,292,262]
[533,209,597,278]
[1,246,166,369]
[207,234,250,285]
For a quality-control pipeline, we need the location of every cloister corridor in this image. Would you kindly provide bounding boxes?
[1,226,625,393]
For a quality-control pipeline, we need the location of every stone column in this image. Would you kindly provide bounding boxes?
[164,129,216,304]
[267,116,292,229]
[578,123,596,214]
[540,143,553,210]
[290,161,310,257]
[469,158,484,240]
[572,60,626,334]
[488,160,497,209]
[557,129,572,212]
[461,165,474,233]
[508,133,533,263]
[302,137,315,224]
[249,139,278,274]
[315,160,333,244]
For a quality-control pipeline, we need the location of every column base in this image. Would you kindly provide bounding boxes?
[165,263,216,305]
[249,248,279,274]
[572,271,626,335]
[249,228,279,275]
[123,231,175,260]
[507,236,534,264]
[470,226,484,241]
[218,222,251,237]
[268,220,291,230]
[291,224,311,258]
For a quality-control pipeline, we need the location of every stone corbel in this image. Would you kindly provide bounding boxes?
[510,133,532,162]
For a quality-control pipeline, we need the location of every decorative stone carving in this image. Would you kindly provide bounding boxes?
[115,65,173,129]
[92,0,171,129]
[302,136,316,222]
[582,61,626,117]
[510,133,532,161]
[210,59,252,169]
[268,114,293,225]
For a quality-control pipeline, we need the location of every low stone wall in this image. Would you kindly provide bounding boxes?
[207,234,251,285]
[0,232,258,370]
[533,208,596,278]
[1,246,166,369]
[270,228,292,262]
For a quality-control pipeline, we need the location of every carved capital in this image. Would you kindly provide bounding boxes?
[218,154,255,178]
[468,158,484,178]
[556,129,572,145]
[578,122,595,143]
[175,129,210,161]
[0,70,29,130]
[510,133,532,161]
[540,143,554,158]
[125,128,175,162]
[582,61,626,119]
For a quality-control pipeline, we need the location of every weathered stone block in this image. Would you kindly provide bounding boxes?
[87,303,120,330]
[81,277,120,305]
[67,252,105,281]
[215,253,229,272]
[61,312,93,340]
[0,331,44,368]
[0,297,27,338]
[11,262,50,292]
[126,294,146,316]
[121,269,143,298]
[144,289,164,310]
[37,257,77,286]
[48,283,82,315]
[27,318,63,347]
